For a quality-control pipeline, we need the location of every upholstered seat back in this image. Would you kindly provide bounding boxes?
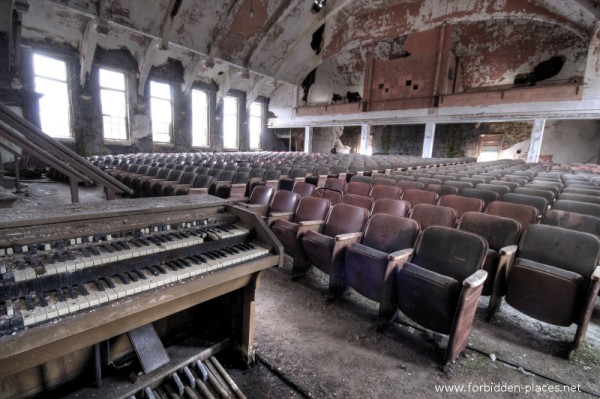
[411,226,488,282]
[293,197,330,223]
[322,204,369,238]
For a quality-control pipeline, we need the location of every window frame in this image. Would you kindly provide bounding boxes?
[149,80,174,144]
[98,67,129,142]
[32,53,72,139]
[191,89,210,148]
[249,101,264,150]
[222,95,239,149]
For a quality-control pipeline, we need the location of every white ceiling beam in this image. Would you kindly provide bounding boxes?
[245,75,268,111]
[181,53,204,94]
[214,66,232,109]
[138,38,160,96]
[208,0,243,57]
[79,18,98,87]
[159,0,183,50]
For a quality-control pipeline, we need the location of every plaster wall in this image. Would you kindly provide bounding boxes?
[540,120,600,164]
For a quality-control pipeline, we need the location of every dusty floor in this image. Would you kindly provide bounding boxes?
[5,180,600,398]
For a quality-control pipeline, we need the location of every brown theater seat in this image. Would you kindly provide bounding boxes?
[371,198,410,217]
[342,214,420,325]
[488,224,600,358]
[409,203,456,229]
[293,203,369,283]
[390,226,488,364]
[270,196,331,258]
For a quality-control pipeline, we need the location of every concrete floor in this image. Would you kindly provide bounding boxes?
[7,181,600,398]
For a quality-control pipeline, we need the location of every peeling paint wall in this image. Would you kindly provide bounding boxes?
[453,20,587,89]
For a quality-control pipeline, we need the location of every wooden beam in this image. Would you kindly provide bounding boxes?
[79,19,99,87]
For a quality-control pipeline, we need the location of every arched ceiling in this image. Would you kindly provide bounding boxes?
[11,0,600,94]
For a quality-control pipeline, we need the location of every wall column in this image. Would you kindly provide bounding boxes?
[422,123,435,158]
[359,124,370,155]
[527,119,545,163]
[304,126,312,153]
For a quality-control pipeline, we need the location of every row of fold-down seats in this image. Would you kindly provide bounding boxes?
[245,161,600,364]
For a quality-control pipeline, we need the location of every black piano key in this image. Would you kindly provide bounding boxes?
[103,277,116,289]
[204,252,217,260]
[45,253,54,264]
[81,247,91,258]
[215,250,227,257]
[110,243,123,252]
[27,255,39,267]
[103,244,115,254]
[147,266,160,277]
[56,289,67,302]
[121,241,131,250]
[162,234,175,242]
[166,261,180,271]
[174,260,189,269]
[115,273,130,284]
[36,291,48,307]
[222,247,234,255]
[24,296,34,311]
[130,239,143,248]
[148,236,161,245]
[93,279,105,291]
[179,231,189,238]
[16,258,26,270]
[67,286,77,299]
[179,258,191,267]
[89,246,101,256]
[66,250,76,261]
[153,265,167,274]
[81,236,90,244]
[125,271,138,282]
[191,255,206,264]
[132,269,146,280]
[78,283,89,296]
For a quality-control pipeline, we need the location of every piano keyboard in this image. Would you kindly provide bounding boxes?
[0,242,270,334]
[0,221,249,283]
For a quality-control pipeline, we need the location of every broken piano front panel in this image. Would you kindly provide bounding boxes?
[0,195,282,397]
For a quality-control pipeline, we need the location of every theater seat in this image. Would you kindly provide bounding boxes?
[293,203,369,283]
[270,196,331,257]
[488,224,600,358]
[342,214,420,324]
[391,227,488,364]
[458,212,520,305]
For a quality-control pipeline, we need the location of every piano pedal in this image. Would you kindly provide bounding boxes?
[127,323,170,375]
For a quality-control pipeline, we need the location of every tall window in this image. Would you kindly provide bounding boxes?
[99,69,128,140]
[33,53,71,138]
[191,89,209,147]
[150,81,173,143]
[249,102,263,149]
[223,96,238,149]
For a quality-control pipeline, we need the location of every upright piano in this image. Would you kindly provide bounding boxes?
[0,195,282,398]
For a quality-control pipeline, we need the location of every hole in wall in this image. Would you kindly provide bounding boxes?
[378,83,384,89]
[413,84,419,90]
[405,80,412,86]
[311,24,325,55]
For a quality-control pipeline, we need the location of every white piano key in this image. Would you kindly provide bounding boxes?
[46,292,70,316]
[6,300,13,317]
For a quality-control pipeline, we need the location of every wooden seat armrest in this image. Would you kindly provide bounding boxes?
[266,212,293,226]
[387,248,414,263]
[335,232,363,242]
[296,220,325,236]
[499,245,518,257]
[592,265,600,282]
[464,269,488,288]
[187,188,208,195]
